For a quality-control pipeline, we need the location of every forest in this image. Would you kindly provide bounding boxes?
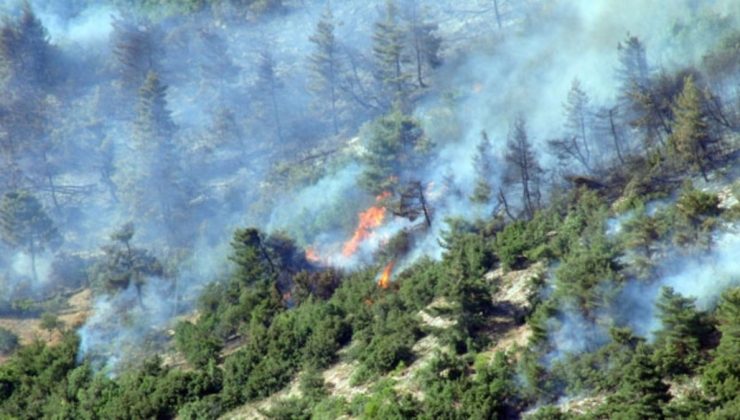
[0,0,739,418]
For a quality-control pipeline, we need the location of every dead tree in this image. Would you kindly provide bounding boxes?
[391,180,432,227]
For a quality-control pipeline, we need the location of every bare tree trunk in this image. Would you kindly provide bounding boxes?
[498,188,515,220]
[608,108,626,164]
[30,241,38,284]
[493,0,502,30]
[417,182,432,227]
[257,234,275,274]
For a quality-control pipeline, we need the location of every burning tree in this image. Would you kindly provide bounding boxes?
[360,107,433,226]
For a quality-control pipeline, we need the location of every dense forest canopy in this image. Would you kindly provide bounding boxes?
[0,0,739,418]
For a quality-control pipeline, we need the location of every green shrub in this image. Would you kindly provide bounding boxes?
[0,327,19,355]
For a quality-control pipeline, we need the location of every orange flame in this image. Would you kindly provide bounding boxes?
[305,246,321,263]
[342,192,391,257]
[378,260,395,289]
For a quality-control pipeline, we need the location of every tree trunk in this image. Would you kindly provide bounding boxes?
[498,188,516,220]
[609,108,626,164]
[417,182,432,227]
[30,241,38,284]
[493,0,502,30]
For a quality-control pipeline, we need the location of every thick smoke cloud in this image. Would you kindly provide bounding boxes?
[1,0,733,370]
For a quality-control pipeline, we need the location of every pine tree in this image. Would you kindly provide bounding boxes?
[669,75,713,181]
[504,118,542,220]
[470,131,495,205]
[119,71,188,244]
[255,49,284,143]
[89,223,163,305]
[0,191,60,283]
[0,1,56,88]
[608,343,670,419]
[111,15,160,89]
[308,7,342,135]
[359,107,430,196]
[617,34,662,150]
[402,0,442,89]
[560,78,593,171]
[702,287,740,404]
[230,228,276,287]
[373,0,411,108]
[652,287,708,376]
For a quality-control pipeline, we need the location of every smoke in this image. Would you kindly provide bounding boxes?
[35,4,117,46]
[545,229,740,365]
[0,0,733,370]
[78,237,232,372]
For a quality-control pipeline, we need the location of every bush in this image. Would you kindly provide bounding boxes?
[0,327,19,355]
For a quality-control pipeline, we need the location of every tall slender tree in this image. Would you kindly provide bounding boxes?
[562,79,593,171]
[668,75,713,181]
[607,343,670,419]
[702,287,740,404]
[470,131,495,205]
[0,191,60,283]
[255,49,284,143]
[119,71,188,244]
[308,8,342,135]
[402,0,442,89]
[373,0,411,108]
[504,118,542,220]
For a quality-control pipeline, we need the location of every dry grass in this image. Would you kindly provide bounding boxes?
[0,288,92,353]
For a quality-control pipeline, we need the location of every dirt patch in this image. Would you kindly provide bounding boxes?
[0,288,92,351]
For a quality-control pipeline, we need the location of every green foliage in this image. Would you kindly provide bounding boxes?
[417,351,517,418]
[702,287,740,406]
[554,233,620,315]
[359,108,431,195]
[668,75,714,180]
[673,182,721,246]
[470,131,495,205]
[307,7,342,134]
[0,191,61,282]
[652,287,712,377]
[602,343,670,420]
[0,327,19,355]
[372,0,411,106]
[361,380,419,419]
[551,327,642,395]
[174,321,222,368]
[40,312,62,335]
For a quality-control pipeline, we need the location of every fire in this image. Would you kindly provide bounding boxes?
[342,192,390,257]
[305,246,321,263]
[378,260,395,289]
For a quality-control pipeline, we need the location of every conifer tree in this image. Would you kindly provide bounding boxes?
[111,15,160,89]
[0,191,60,283]
[617,35,661,150]
[504,118,542,220]
[470,131,495,205]
[308,8,342,135]
[89,223,163,305]
[359,107,430,196]
[608,343,670,419]
[373,0,411,108]
[652,287,708,376]
[669,75,713,181]
[119,71,188,244]
[555,78,593,171]
[255,49,284,143]
[0,1,56,88]
[402,0,442,89]
[702,287,740,404]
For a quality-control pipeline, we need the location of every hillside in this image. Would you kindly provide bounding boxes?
[0,0,739,419]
